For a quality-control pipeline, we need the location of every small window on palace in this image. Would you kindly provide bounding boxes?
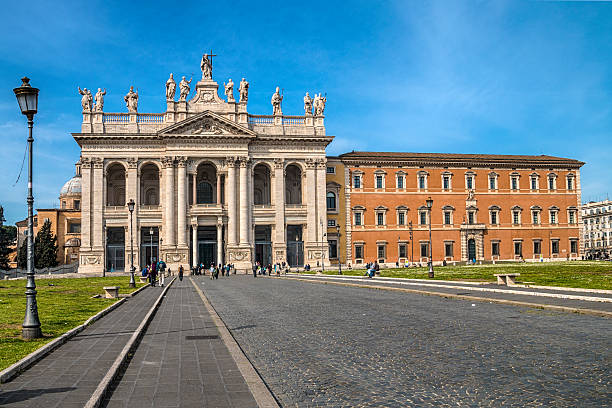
[489,176,496,190]
[398,212,405,226]
[533,241,541,255]
[551,240,559,254]
[548,177,555,190]
[532,211,540,225]
[74,200,80,210]
[550,211,557,225]
[443,176,450,190]
[377,212,384,226]
[328,240,338,259]
[444,211,452,225]
[327,219,336,227]
[399,244,407,258]
[69,223,81,233]
[531,177,538,190]
[570,240,578,254]
[490,211,498,225]
[511,176,519,191]
[514,241,522,256]
[418,175,426,189]
[377,245,386,260]
[444,242,453,257]
[326,166,335,174]
[376,175,384,189]
[491,242,500,256]
[512,210,520,225]
[354,212,362,226]
[355,245,364,259]
[397,175,404,189]
[468,211,475,224]
[326,192,337,211]
[420,242,429,258]
[567,177,574,190]
[419,211,427,225]
[466,175,474,190]
[568,210,575,224]
[353,175,361,188]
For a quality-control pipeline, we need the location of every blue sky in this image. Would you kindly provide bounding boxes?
[1,0,611,224]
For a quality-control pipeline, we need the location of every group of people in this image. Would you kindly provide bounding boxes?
[190,262,235,277]
[252,261,289,277]
[364,261,380,278]
[141,260,166,287]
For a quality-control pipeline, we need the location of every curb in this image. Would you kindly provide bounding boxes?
[284,277,612,319]
[84,277,175,408]
[0,283,151,384]
[190,278,280,408]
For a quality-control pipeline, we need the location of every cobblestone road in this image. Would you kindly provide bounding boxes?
[197,275,611,407]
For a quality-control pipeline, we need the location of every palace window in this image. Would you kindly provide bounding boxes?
[69,223,81,234]
[442,172,452,191]
[550,208,558,225]
[465,173,475,190]
[489,207,500,225]
[420,242,429,258]
[326,192,337,211]
[533,240,542,255]
[326,166,335,174]
[511,174,519,191]
[570,239,578,254]
[354,244,364,260]
[467,210,476,224]
[512,207,522,225]
[514,241,522,256]
[352,172,363,189]
[327,219,336,227]
[444,242,453,258]
[566,175,574,191]
[552,240,560,254]
[532,209,540,225]
[530,174,539,191]
[377,212,384,226]
[417,171,428,190]
[354,212,362,226]
[444,211,452,225]
[328,240,338,259]
[396,172,405,189]
[419,210,428,226]
[568,209,576,225]
[491,241,500,256]
[74,200,80,210]
[489,173,498,190]
[399,243,407,258]
[548,173,557,190]
[377,244,386,260]
[375,174,384,189]
[398,211,405,226]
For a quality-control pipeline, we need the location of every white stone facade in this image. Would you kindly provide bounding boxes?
[74,60,332,273]
[581,200,612,259]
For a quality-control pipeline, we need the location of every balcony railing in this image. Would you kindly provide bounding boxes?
[248,115,274,125]
[101,113,165,124]
[137,113,165,124]
[103,113,129,124]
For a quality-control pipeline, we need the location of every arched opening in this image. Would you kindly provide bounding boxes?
[195,163,217,204]
[253,164,271,205]
[140,163,159,206]
[326,192,336,211]
[106,163,126,206]
[285,164,302,205]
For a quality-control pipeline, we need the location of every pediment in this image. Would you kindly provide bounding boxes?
[158,111,256,138]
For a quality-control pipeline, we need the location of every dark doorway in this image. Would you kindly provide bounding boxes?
[106,227,125,272]
[197,226,217,267]
[255,225,272,266]
[140,227,159,267]
[286,225,304,267]
[468,238,476,262]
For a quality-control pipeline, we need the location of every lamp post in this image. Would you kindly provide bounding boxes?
[336,224,342,275]
[426,197,434,278]
[14,77,42,339]
[127,199,135,287]
[409,221,414,266]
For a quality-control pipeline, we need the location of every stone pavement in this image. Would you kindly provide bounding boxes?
[101,277,258,408]
[0,285,163,408]
[285,274,612,313]
[200,275,612,407]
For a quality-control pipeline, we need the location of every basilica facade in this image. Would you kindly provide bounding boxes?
[75,56,332,273]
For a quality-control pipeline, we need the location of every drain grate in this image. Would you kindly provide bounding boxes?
[185,335,219,340]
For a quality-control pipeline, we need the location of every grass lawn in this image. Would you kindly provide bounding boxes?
[0,276,145,371]
[308,261,612,290]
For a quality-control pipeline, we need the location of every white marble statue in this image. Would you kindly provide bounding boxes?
[314,93,327,116]
[166,73,176,101]
[124,86,138,112]
[271,87,283,115]
[78,87,93,112]
[239,78,249,103]
[94,88,106,112]
[178,76,192,102]
[224,78,235,102]
[303,92,313,115]
[201,53,212,79]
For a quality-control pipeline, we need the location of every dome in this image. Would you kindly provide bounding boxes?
[60,175,82,196]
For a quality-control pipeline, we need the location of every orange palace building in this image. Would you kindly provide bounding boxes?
[326,151,584,267]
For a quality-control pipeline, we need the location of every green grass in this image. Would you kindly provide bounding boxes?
[306,261,612,290]
[0,276,145,371]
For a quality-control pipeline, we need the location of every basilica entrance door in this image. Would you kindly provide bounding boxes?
[286,225,304,267]
[255,225,272,266]
[199,242,216,267]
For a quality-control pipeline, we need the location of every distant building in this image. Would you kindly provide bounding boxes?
[16,163,82,265]
[581,200,612,259]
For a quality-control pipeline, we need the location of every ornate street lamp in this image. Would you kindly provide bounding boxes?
[14,77,42,339]
[409,221,413,266]
[127,199,135,288]
[426,196,434,278]
[336,224,342,275]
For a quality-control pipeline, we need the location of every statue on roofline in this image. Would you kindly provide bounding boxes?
[124,86,138,112]
[239,78,249,103]
[271,86,283,115]
[94,88,106,112]
[179,76,192,102]
[78,86,93,112]
[166,73,176,101]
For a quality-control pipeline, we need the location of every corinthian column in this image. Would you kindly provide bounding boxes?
[80,158,92,250]
[163,156,175,247]
[177,157,187,247]
[227,158,237,245]
[92,158,104,251]
[239,157,249,245]
[305,159,317,243]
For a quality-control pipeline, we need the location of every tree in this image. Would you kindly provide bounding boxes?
[0,226,16,270]
[17,239,27,269]
[34,220,58,269]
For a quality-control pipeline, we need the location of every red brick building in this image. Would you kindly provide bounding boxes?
[337,152,583,266]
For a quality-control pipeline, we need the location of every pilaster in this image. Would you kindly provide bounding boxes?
[273,158,286,263]
[162,156,175,248]
[177,156,187,248]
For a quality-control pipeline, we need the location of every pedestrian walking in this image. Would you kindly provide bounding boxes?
[178,265,184,281]
[252,263,257,278]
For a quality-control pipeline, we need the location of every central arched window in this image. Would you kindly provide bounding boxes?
[106,163,126,206]
[253,164,271,205]
[326,192,337,211]
[285,164,302,204]
[197,182,214,204]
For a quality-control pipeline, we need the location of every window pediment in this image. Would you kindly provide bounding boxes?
[396,205,409,211]
[530,205,542,210]
[489,205,501,211]
[442,205,455,211]
[352,205,365,211]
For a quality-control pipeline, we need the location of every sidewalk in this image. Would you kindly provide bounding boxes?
[101,277,258,408]
[0,286,163,408]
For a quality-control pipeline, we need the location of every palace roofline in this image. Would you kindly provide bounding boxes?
[338,151,585,168]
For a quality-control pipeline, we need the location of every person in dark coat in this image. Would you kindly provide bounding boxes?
[178,265,184,281]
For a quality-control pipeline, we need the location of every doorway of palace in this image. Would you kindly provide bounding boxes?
[468,238,476,262]
[140,227,159,267]
[106,227,125,272]
[255,225,272,266]
[286,225,304,267]
[197,226,217,267]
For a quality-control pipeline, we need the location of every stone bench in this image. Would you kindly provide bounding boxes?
[494,273,520,286]
[103,286,120,299]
